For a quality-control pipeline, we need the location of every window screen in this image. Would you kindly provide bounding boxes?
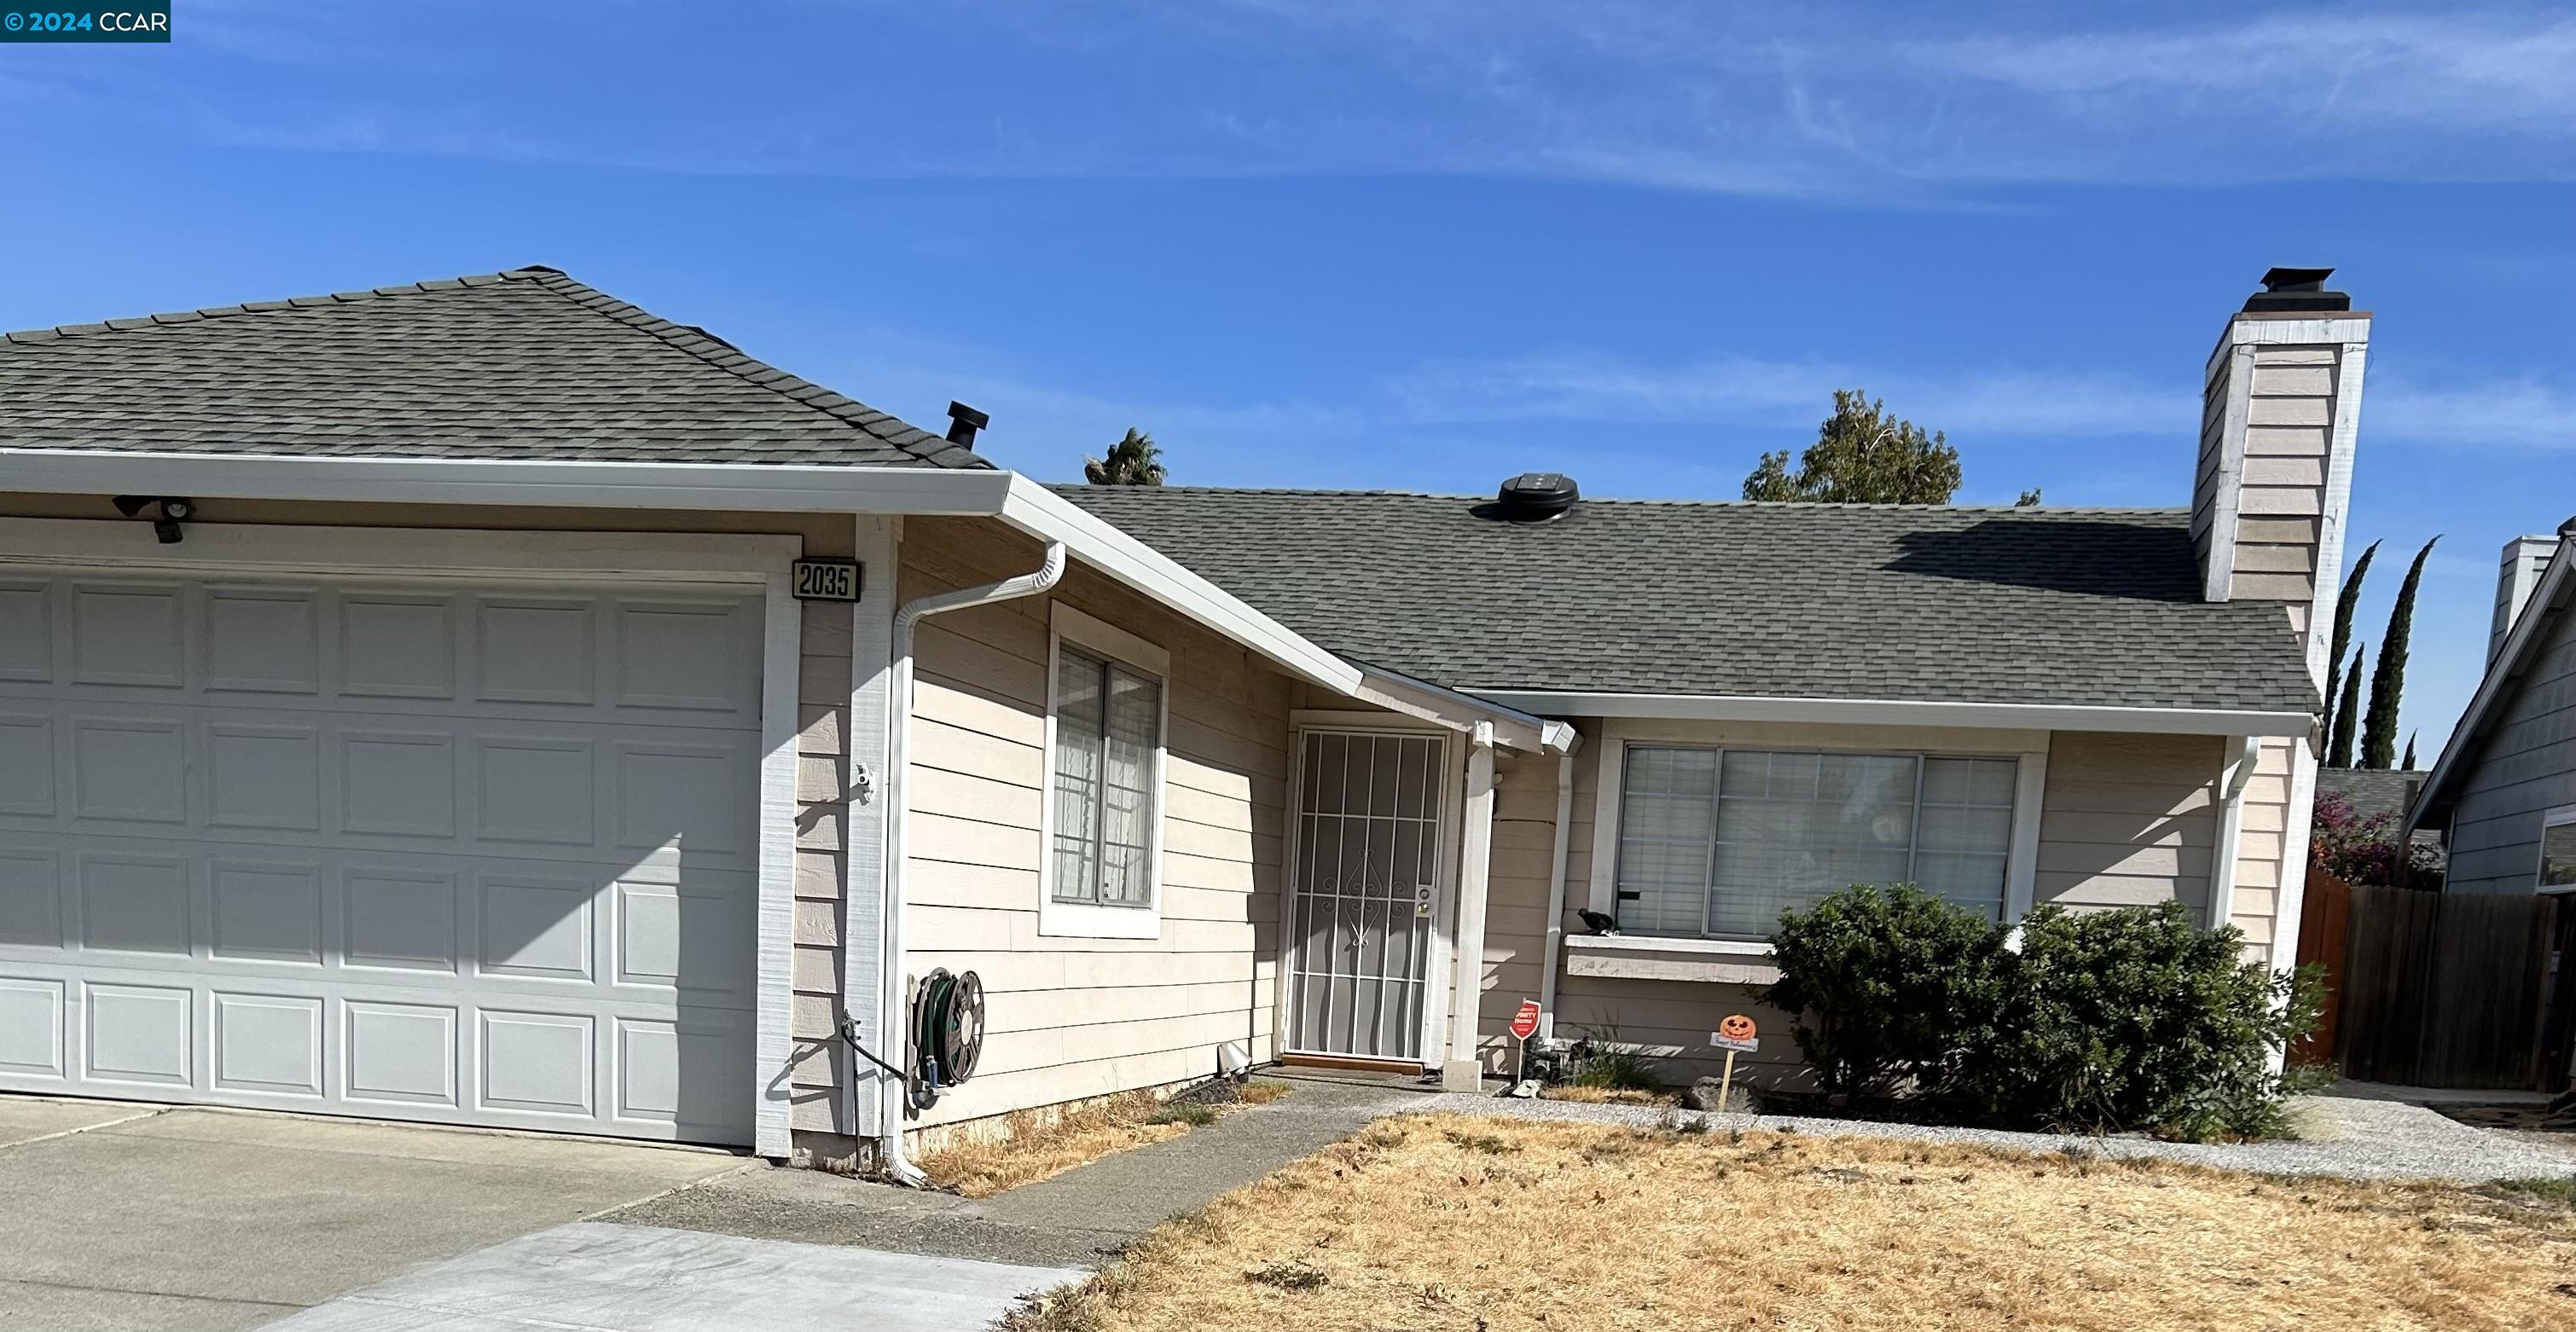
[1613,747,2018,939]
[1051,645,1162,906]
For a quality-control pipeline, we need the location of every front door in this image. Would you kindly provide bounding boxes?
[1284,730,1445,1062]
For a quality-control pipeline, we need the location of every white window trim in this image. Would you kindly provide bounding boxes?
[2539,802,2576,895]
[1037,602,1171,940]
[1583,718,2050,946]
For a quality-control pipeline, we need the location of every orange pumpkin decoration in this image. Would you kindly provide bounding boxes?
[1717,1013,1757,1042]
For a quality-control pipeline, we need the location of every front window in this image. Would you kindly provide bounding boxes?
[1049,644,1163,907]
[2542,808,2576,892]
[1613,746,2018,940]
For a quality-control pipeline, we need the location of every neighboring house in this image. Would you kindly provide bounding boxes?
[0,264,2363,1173]
[2410,519,2576,894]
[2315,767,2443,868]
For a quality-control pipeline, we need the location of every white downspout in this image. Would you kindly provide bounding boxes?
[2208,733,2261,932]
[1536,750,1575,1045]
[876,540,1067,1184]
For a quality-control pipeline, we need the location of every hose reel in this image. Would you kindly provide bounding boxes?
[908,968,984,1111]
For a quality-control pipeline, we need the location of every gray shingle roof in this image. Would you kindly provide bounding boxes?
[2316,768,2429,822]
[1056,486,2320,714]
[0,267,988,468]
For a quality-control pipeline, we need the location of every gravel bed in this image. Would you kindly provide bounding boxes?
[1408,1092,2576,1184]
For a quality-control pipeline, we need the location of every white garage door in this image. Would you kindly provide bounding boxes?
[0,570,765,1145]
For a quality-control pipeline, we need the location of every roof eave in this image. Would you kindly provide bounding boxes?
[0,447,1366,697]
[1465,689,2316,738]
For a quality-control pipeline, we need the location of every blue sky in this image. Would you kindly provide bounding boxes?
[4,1,2571,756]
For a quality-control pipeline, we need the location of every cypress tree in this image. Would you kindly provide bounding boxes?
[2402,732,2417,770]
[2319,540,2380,749]
[2360,536,2440,769]
[2328,646,2365,767]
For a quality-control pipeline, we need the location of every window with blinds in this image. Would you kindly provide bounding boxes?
[1050,644,1163,907]
[1613,746,2018,940]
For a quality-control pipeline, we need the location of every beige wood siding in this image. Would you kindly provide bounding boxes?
[896,516,1289,1132]
[2232,347,2338,618]
[2036,732,2222,916]
[2224,738,2298,960]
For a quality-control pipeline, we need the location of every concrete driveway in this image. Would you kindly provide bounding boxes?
[0,1095,743,1331]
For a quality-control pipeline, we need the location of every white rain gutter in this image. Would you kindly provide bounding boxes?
[1536,750,1576,1045]
[2207,733,2263,930]
[876,540,1067,1184]
[1466,689,2313,739]
[0,449,1361,697]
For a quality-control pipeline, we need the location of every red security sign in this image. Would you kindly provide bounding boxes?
[1508,999,1541,1041]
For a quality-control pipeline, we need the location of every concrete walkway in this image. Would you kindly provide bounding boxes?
[603,1076,1422,1270]
[258,1222,1082,1332]
[0,1097,740,1331]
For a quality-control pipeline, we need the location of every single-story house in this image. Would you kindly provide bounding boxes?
[0,264,2364,1173]
[2411,519,2576,893]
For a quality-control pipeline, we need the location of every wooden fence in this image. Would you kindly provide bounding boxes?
[2296,868,2574,1091]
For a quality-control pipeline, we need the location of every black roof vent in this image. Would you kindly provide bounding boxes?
[2242,266,2352,314]
[1486,472,1580,523]
[945,401,989,449]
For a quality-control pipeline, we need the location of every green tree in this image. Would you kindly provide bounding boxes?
[2319,540,2380,750]
[2360,537,2440,769]
[2327,646,2365,767]
[2401,733,2417,770]
[1083,427,1167,486]
[1744,390,1976,504]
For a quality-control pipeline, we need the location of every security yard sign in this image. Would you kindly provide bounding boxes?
[1508,999,1541,1042]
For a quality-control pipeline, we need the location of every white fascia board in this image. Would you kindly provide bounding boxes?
[1466,689,2313,738]
[2203,313,2375,375]
[996,473,1363,695]
[0,447,1014,514]
[0,446,1367,695]
[2412,535,2576,829]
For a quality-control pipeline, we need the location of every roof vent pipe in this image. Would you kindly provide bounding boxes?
[944,402,989,449]
[1488,472,1579,523]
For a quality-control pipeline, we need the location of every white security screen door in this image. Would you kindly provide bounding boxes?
[0,571,763,1145]
[1285,731,1444,1062]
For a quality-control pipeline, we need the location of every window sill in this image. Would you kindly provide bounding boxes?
[1036,897,1163,941]
[1562,933,1780,985]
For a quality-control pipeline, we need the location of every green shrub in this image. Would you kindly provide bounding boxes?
[1764,888,2322,1140]
[1568,1042,1661,1092]
[1761,883,2010,1102]
[1967,902,2322,1139]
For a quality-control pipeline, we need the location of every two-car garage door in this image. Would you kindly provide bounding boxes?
[0,569,764,1144]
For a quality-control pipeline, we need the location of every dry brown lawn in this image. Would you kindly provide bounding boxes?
[1005,1113,2576,1331]
[920,1080,1294,1198]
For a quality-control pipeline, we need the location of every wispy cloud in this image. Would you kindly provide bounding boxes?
[38,2,2576,196]
[2369,375,2576,449]
[1383,350,2193,438]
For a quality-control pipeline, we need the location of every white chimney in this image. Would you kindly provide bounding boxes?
[2191,267,2374,689]
[2492,534,2561,662]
